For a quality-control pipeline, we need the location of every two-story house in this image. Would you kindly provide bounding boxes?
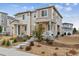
[0,12,15,35]
[62,23,73,35]
[0,12,8,33]
[13,6,63,36]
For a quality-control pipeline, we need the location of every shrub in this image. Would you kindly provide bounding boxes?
[55,47,59,50]
[5,40,11,46]
[36,44,41,47]
[61,34,64,37]
[47,41,53,45]
[68,49,77,55]
[5,32,10,36]
[5,34,9,36]
[1,40,6,45]
[57,32,60,35]
[16,36,23,42]
[30,41,34,46]
[41,51,45,54]
[16,36,29,42]
[13,38,17,43]
[0,26,2,33]
[27,35,32,39]
[67,33,71,35]
[25,46,31,51]
[53,52,57,56]
[22,38,28,42]
[64,32,66,35]
[45,39,50,43]
[73,28,77,34]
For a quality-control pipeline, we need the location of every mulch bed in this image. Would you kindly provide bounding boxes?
[38,41,79,49]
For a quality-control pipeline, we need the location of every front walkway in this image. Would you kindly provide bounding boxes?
[0,47,36,56]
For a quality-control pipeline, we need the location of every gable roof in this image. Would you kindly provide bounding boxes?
[14,6,63,18]
[63,23,73,25]
[0,12,8,15]
[7,16,16,20]
[14,11,31,16]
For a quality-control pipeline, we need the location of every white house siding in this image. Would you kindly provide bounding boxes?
[0,12,8,33]
[31,11,37,34]
[15,12,31,36]
[7,16,15,35]
[11,6,63,36]
[62,23,73,35]
[53,9,63,36]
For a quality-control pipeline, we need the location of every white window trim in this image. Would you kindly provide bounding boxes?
[40,9,48,17]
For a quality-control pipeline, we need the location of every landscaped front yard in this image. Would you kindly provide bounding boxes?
[0,35,32,48]
[16,34,79,56]
[0,34,79,56]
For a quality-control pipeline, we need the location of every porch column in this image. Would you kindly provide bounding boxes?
[20,25,23,35]
[2,27,4,33]
[16,25,18,35]
[49,21,52,31]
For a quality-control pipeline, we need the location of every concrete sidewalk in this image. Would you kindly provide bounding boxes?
[0,47,36,56]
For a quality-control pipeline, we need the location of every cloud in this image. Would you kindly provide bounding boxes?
[10,4,20,8]
[65,7,72,11]
[19,6,35,12]
[23,6,28,9]
[55,5,63,10]
[31,6,34,9]
[29,6,35,11]
[48,3,53,6]
[65,3,78,6]
[65,3,70,6]
[73,3,78,6]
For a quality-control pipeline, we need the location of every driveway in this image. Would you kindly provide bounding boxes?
[0,47,37,56]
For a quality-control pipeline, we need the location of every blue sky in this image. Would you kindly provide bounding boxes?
[0,3,79,29]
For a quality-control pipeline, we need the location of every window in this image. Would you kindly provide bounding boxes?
[41,10,47,17]
[23,15,25,20]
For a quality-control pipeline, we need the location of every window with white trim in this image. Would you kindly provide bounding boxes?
[41,10,47,17]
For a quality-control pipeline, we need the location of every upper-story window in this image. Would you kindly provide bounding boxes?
[41,10,47,17]
[23,15,25,20]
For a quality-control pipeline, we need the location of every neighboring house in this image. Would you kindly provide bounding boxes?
[7,16,16,35]
[14,6,63,36]
[0,12,8,33]
[62,23,73,35]
[0,12,15,35]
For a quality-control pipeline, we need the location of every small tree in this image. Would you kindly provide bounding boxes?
[73,28,77,34]
[13,38,17,43]
[0,26,2,33]
[33,24,44,42]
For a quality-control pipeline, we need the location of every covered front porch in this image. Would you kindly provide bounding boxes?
[35,21,56,36]
[14,24,27,36]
